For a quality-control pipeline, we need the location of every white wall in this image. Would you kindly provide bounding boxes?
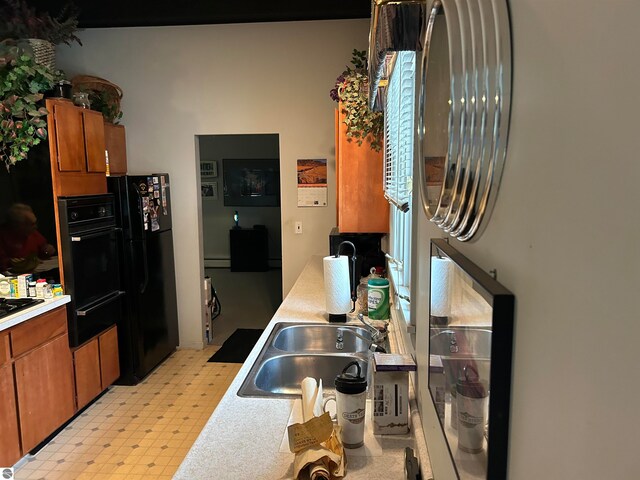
[57,20,370,350]
[414,1,640,478]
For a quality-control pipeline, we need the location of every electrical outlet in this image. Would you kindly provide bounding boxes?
[295,221,303,234]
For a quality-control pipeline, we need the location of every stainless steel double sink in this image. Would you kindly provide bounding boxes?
[237,322,373,398]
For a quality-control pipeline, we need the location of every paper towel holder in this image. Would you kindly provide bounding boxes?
[329,241,357,323]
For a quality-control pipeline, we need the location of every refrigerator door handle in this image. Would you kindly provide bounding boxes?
[140,238,149,294]
[132,182,147,239]
[133,182,150,294]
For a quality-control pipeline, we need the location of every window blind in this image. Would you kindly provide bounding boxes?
[383,51,416,212]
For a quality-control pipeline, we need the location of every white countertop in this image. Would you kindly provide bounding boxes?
[174,257,432,480]
[0,296,71,332]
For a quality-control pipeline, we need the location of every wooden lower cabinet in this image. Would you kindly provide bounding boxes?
[0,363,21,466]
[73,325,120,409]
[74,339,102,410]
[14,334,75,453]
[99,326,120,388]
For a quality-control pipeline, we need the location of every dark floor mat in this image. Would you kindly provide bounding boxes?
[207,328,264,363]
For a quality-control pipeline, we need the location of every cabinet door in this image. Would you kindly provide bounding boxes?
[104,123,128,175]
[0,364,21,466]
[336,105,389,233]
[83,110,107,173]
[54,102,84,172]
[99,326,120,388]
[74,339,102,410]
[0,331,9,366]
[14,335,75,453]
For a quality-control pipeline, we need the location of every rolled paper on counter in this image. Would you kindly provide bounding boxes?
[431,257,453,317]
[301,377,323,422]
[310,464,331,480]
[323,255,351,315]
[314,379,323,418]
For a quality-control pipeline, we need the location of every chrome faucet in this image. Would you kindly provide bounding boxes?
[336,327,387,353]
[357,313,387,344]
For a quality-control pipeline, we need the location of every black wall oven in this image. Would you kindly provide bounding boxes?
[58,194,124,347]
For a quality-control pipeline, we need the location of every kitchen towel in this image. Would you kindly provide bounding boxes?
[431,257,453,317]
[323,255,351,315]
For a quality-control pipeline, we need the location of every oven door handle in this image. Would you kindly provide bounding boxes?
[71,228,121,242]
[76,290,125,317]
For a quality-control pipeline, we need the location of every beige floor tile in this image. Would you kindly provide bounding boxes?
[12,347,235,480]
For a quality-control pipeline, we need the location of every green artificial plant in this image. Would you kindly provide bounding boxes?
[85,88,123,124]
[0,0,81,46]
[0,44,58,169]
[330,49,383,152]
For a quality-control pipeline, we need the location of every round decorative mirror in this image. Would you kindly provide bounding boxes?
[417,0,512,241]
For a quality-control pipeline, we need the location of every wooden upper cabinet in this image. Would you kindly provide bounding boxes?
[335,105,389,233]
[47,99,107,196]
[104,123,128,175]
[83,110,107,173]
[53,102,84,172]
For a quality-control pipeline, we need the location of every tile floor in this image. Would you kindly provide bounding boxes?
[15,346,241,480]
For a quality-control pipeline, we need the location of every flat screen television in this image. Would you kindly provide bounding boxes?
[222,158,280,207]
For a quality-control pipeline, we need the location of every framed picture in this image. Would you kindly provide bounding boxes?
[222,158,280,207]
[200,160,218,178]
[201,182,218,199]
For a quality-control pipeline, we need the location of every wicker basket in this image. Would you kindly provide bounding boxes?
[26,38,56,71]
[71,75,123,123]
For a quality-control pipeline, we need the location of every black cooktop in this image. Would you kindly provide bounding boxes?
[0,298,45,320]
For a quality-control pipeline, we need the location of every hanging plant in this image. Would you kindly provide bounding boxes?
[0,0,82,46]
[0,44,57,170]
[330,49,383,152]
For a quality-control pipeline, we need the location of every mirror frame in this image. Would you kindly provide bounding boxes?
[418,0,512,241]
[428,238,514,479]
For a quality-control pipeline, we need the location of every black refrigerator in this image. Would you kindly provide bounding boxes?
[108,174,179,385]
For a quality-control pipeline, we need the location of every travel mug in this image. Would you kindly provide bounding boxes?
[456,364,488,454]
[334,361,367,448]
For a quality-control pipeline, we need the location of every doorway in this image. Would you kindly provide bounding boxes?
[197,134,283,346]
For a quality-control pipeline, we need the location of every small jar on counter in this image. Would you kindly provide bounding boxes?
[52,284,63,297]
[28,281,37,297]
[43,283,53,299]
[35,279,46,298]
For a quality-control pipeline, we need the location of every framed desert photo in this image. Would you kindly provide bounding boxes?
[425,156,445,185]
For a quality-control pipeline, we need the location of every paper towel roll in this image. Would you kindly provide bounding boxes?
[431,257,453,317]
[323,255,351,315]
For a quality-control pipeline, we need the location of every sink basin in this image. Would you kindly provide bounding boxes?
[237,322,371,398]
[430,327,492,391]
[272,324,372,353]
[252,354,367,396]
